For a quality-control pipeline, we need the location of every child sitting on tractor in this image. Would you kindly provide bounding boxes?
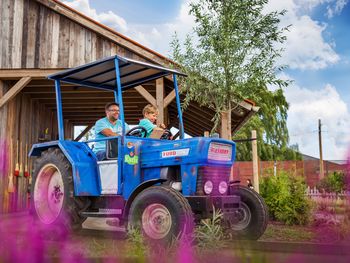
[139,104,166,138]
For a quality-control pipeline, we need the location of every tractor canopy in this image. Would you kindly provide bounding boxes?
[48,55,186,91]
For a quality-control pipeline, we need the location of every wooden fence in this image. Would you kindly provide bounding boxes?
[305,186,350,207]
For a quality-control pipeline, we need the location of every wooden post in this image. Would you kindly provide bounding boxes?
[252,130,259,193]
[0,80,5,213]
[318,119,324,180]
[0,80,6,139]
[156,78,164,126]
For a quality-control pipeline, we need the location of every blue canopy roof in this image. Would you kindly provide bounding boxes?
[48,55,186,91]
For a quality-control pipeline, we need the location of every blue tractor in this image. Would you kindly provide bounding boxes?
[29,56,268,243]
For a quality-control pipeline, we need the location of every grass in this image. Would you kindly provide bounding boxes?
[260,222,316,243]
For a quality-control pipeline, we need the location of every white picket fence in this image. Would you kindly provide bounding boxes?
[305,186,350,206]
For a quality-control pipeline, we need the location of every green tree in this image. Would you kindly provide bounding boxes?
[171,0,295,160]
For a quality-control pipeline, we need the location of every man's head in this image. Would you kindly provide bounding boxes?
[105,102,120,122]
[142,104,158,123]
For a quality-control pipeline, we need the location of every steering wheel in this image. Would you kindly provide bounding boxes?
[126,126,147,138]
[160,129,173,140]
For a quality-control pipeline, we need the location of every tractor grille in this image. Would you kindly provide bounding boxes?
[196,166,231,195]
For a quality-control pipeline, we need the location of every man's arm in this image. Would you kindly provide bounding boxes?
[100,128,118,137]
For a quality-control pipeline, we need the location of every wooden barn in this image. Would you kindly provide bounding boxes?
[0,0,258,213]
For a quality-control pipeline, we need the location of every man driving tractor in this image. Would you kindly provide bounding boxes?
[93,102,130,161]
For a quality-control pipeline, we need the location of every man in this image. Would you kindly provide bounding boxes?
[93,102,129,161]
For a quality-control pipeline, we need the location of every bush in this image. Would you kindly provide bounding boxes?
[317,171,347,193]
[260,171,312,225]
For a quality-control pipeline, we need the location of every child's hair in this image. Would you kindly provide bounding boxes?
[142,104,158,116]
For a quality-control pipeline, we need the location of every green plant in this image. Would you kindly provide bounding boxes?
[260,171,312,225]
[317,172,347,194]
[126,227,148,259]
[195,207,226,249]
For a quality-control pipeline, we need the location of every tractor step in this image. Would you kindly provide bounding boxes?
[80,208,122,218]
[82,217,126,232]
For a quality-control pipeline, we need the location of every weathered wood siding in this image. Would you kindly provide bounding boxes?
[0,78,58,213]
[0,0,146,69]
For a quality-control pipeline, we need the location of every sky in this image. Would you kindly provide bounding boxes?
[62,0,350,161]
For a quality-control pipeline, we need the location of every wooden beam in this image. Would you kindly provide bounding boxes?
[0,77,32,109]
[134,85,156,106]
[0,69,63,79]
[164,89,176,108]
[23,86,108,93]
[172,131,180,140]
[156,78,164,125]
[74,124,93,141]
[29,93,114,99]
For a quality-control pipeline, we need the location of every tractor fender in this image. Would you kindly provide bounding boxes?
[29,141,100,196]
[29,141,60,157]
[123,178,167,220]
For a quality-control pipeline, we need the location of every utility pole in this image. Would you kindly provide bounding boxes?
[318,119,324,180]
[252,130,259,193]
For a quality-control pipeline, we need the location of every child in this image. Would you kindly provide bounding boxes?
[139,104,166,137]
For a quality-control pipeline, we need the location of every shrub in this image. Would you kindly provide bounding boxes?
[317,171,347,193]
[260,171,312,225]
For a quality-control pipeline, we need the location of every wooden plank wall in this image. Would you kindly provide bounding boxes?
[0,0,147,69]
[0,79,56,213]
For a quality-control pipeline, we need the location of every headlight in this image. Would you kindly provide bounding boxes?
[203,181,213,195]
[218,181,228,194]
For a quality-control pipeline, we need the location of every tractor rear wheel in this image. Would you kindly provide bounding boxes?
[31,148,89,236]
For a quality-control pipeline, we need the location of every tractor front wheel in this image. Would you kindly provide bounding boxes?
[128,186,194,244]
[226,185,268,240]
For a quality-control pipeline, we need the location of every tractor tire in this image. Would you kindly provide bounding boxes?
[31,148,89,237]
[227,185,268,240]
[128,186,194,245]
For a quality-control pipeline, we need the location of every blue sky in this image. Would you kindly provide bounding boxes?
[63,0,350,160]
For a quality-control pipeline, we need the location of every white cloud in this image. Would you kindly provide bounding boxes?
[327,0,348,18]
[125,0,196,56]
[62,0,128,33]
[285,82,350,160]
[267,0,341,70]
[282,16,339,70]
